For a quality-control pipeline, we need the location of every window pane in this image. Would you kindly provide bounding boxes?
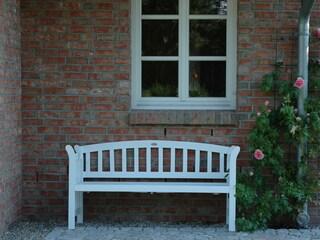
[189,61,226,97]
[190,0,227,15]
[142,0,179,15]
[142,61,178,97]
[142,20,178,56]
[190,20,226,56]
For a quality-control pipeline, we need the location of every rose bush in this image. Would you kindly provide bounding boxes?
[236,61,320,232]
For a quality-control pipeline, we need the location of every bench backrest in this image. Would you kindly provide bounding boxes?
[66,140,240,182]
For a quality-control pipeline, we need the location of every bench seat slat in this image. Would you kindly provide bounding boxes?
[82,172,228,179]
[75,181,231,193]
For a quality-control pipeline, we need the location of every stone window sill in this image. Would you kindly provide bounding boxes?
[129,110,238,126]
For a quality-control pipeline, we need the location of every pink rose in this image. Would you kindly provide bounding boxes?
[264,100,270,106]
[254,149,264,160]
[296,117,301,121]
[317,28,320,39]
[294,77,304,89]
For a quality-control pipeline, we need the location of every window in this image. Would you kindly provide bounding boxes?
[131,0,237,110]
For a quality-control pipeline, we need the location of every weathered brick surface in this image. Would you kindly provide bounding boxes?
[20,0,320,224]
[0,0,22,234]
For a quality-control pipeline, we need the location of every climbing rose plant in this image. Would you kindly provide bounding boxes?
[236,61,320,232]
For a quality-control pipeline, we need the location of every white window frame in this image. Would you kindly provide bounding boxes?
[131,0,237,110]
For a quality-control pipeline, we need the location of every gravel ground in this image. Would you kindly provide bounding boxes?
[0,220,65,240]
[1,220,319,240]
[0,221,224,240]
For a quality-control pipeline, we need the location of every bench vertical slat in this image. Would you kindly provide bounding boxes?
[122,149,126,172]
[226,151,230,181]
[195,150,200,173]
[183,149,187,173]
[110,149,115,172]
[98,151,102,173]
[170,148,175,172]
[207,152,212,173]
[219,153,224,173]
[158,147,163,172]
[85,153,90,173]
[146,147,151,172]
[134,147,139,173]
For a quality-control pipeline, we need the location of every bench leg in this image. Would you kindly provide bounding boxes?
[68,189,76,229]
[76,192,84,223]
[228,190,236,231]
[226,193,229,225]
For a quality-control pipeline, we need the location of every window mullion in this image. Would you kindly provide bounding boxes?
[179,0,189,101]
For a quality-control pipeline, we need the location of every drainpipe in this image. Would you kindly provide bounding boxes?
[296,0,316,229]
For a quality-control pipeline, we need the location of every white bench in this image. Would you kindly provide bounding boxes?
[65,140,240,231]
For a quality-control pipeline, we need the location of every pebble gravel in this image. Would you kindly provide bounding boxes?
[1,220,320,240]
[0,220,66,240]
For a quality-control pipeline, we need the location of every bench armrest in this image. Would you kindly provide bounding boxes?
[229,146,240,186]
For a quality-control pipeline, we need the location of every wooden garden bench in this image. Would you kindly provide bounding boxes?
[65,140,240,231]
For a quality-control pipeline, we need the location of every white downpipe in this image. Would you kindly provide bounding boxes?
[297,0,316,228]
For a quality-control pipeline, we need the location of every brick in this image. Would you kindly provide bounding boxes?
[255,12,277,18]
[44,26,66,33]
[68,42,88,49]
[69,26,88,33]
[60,3,80,10]
[84,127,107,134]
[35,2,59,9]
[59,34,80,41]
[252,3,273,10]
[95,3,115,9]
[36,18,58,25]
[43,10,63,17]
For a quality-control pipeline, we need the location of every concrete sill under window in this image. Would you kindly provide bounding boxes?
[129,110,238,126]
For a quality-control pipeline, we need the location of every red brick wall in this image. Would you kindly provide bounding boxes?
[0,0,22,233]
[20,0,320,223]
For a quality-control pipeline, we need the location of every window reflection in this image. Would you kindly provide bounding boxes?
[190,0,227,15]
[142,0,179,15]
[189,61,226,97]
[190,20,226,56]
[142,20,178,56]
[142,61,178,97]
